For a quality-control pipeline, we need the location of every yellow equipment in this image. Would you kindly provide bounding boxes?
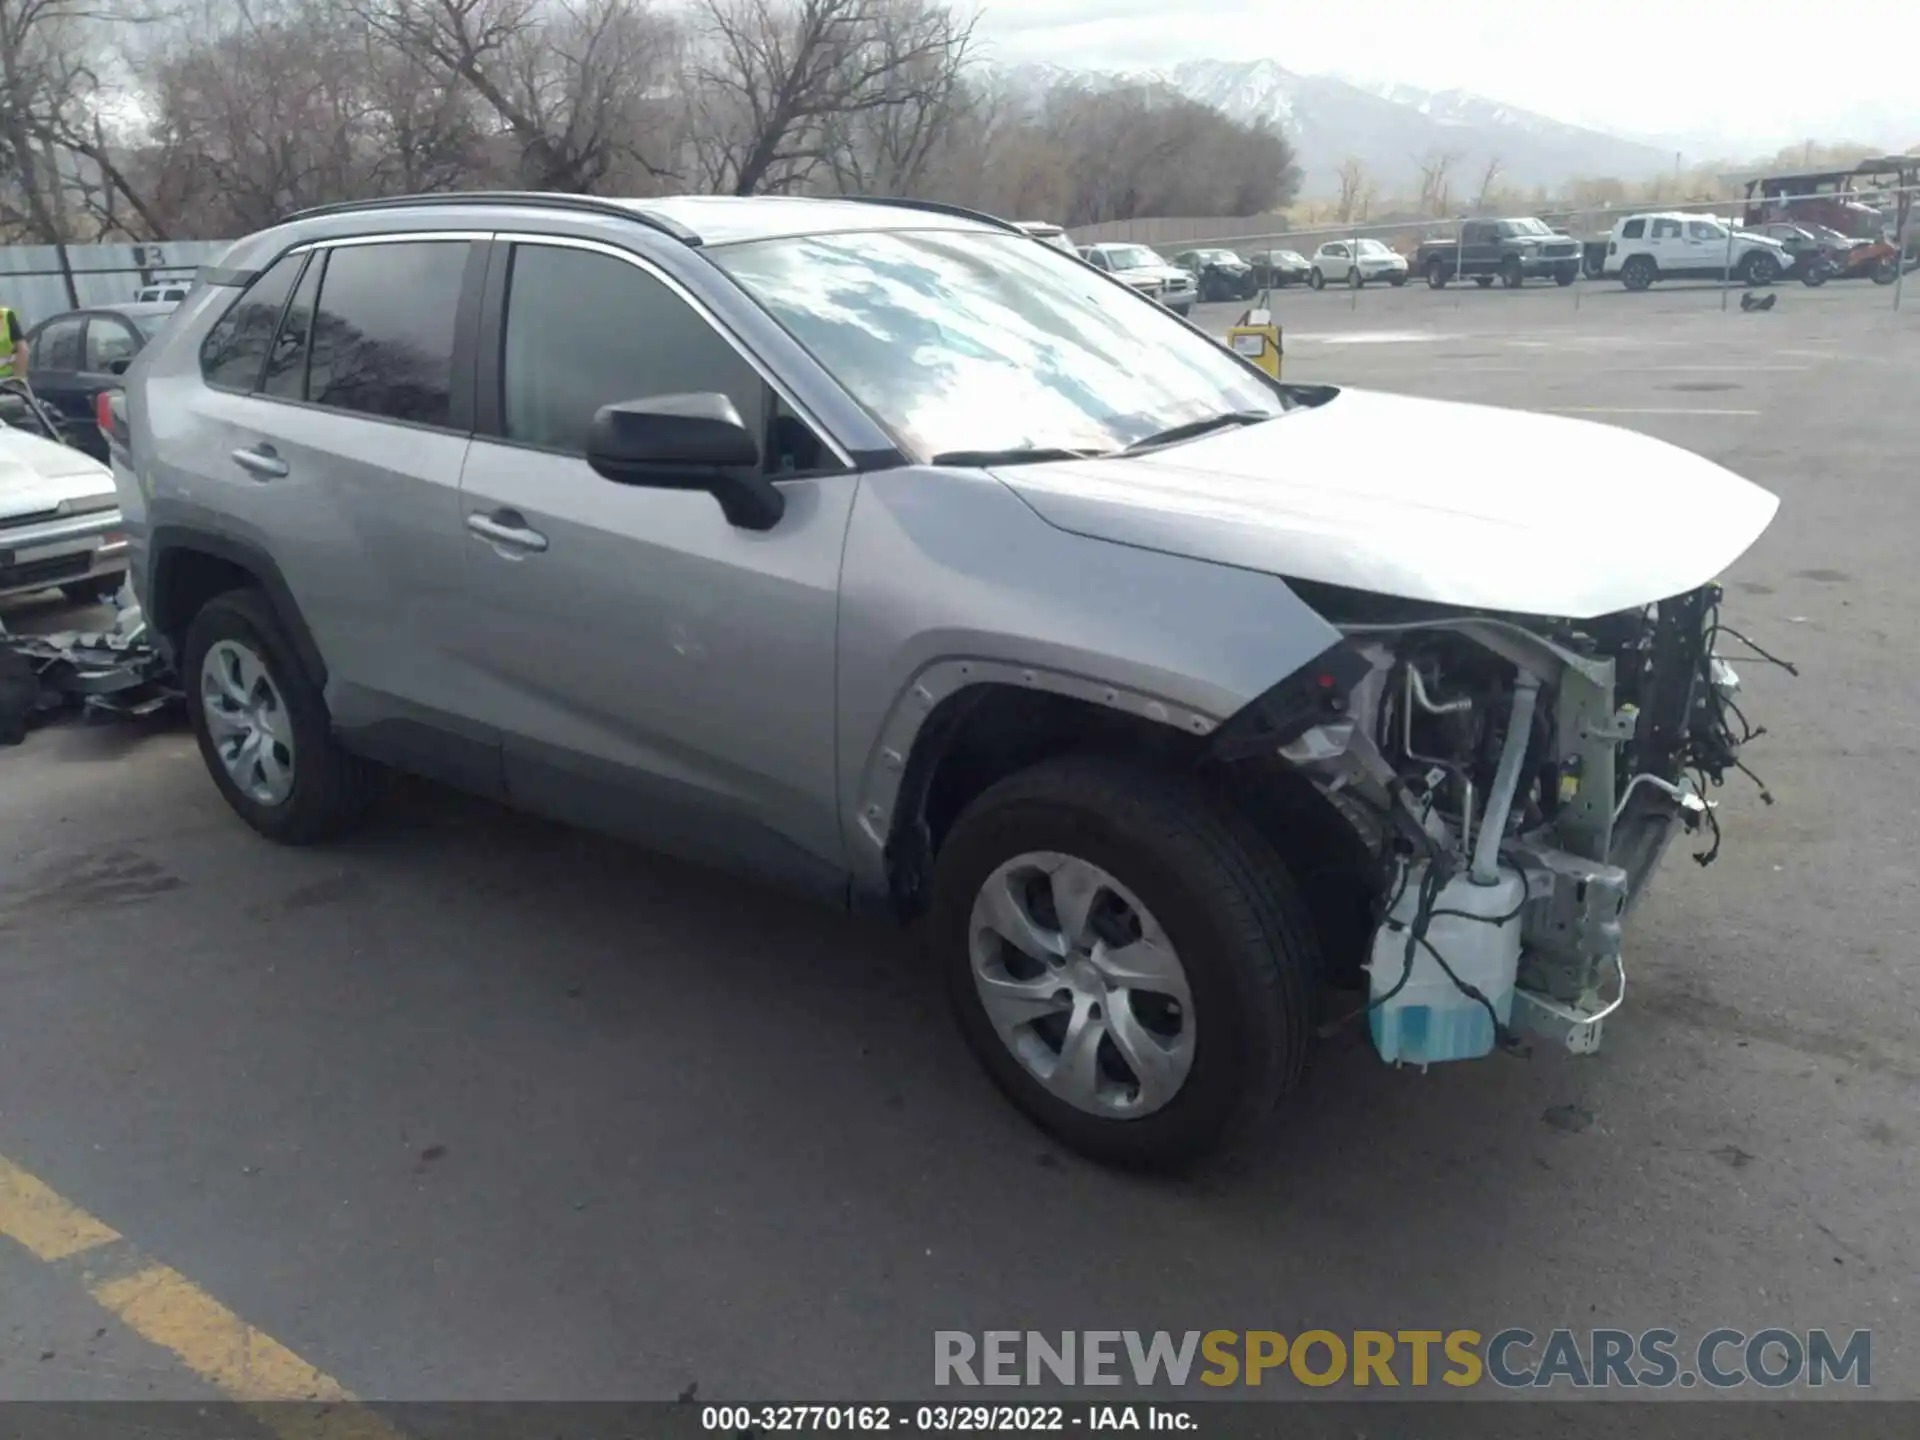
[1224,292,1282,379]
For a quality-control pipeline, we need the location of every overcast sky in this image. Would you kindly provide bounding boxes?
[972,1,1920,151]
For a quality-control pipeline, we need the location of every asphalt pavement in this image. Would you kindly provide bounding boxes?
[2,277,1915,1409]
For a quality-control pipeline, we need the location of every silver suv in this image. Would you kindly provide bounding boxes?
[105,193,1780,1168]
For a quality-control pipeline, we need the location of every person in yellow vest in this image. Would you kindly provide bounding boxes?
[0,305,24,381]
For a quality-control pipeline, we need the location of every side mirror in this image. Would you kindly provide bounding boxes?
[106,357,132,376]
[586,392,784,531]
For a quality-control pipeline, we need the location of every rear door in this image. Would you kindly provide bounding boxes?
[1647,216,1687,272]
[448,235,857,897]
[180,235,498,791]
[25,316,87,421]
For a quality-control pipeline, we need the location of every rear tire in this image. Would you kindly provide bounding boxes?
[183,589,385,844]
[1307,268,1325,290]
[930,755,1316,1171]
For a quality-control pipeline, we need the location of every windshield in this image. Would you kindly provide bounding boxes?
[1197,250,1239,263]
[713,229,1285,460]
[1689,220,1730,241]
[1498,219,1553,237]
[1101,245,1162,270]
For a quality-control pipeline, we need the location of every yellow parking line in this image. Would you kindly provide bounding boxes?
[0,1149,405,1440]
[0,1153,122,1260]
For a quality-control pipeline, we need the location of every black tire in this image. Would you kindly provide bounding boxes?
[1872,256,1897,285]
[1474,275,1495,288]
[1388,274,1407,287]
[1621,255,1657,291]
[1555,265,1577,286]
[60,574,124,605]
[1425,257,1450,289]
[1739,251,1779,287]
[1307,268,1325,290]
[930,754,1317,1170]
[183,588,384,844]
[1801,259,1831,286]
[1348,266,1364,289]
[1501,256,1524,289]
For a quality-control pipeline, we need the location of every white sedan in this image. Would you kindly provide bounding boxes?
[0,387,126,604]
[1308,239,1410,289]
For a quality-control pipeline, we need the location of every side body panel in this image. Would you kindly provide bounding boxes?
[833,467,1343,900]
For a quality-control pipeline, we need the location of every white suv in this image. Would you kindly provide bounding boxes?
[1308,239,1409,289]
[1603,212,1789,290]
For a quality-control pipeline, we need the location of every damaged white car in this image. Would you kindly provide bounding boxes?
[115,195,1781,1170]
[1,382,127,604]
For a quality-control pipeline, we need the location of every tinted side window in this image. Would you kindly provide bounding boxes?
[84,318,142,371]
[501,244,786,464]
[263,252,322,400]
[1622,219,1646,239]
[200,253,304,391]
[307,240,468,426]
[35,317,84,371]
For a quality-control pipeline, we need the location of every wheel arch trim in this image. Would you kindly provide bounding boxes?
[147,524,327,687]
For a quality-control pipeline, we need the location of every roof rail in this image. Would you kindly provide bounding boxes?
[834,196,1024,234]
[276,191,704,245]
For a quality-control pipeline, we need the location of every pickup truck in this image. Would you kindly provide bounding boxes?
[1416,217,1584,288]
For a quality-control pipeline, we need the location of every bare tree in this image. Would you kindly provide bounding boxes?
[1415,149,1459,217]
[819,0,973,196]
[1474,154,1502,212]
[688,0,974,196]
[1335,156,1366,223]
[351,0,683,192]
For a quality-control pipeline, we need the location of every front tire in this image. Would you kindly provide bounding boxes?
[1426,258,1450,288]
[1307,268,1325,290]
[183,589,385,844]
[1555,265,1578,286]
[1388,273,1407,287]
[1474,275,1495,288]
[1621,255,1657,291]
[930,755,1316,1170]
[1501,256,1525,289]
[1740,251,1779,287]
[1348,267,1364,289]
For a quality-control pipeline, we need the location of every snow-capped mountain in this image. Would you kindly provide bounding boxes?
[1004,57,1678,197]
[1167,59,1678,195]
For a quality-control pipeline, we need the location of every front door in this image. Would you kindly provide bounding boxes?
[450,237,857,899]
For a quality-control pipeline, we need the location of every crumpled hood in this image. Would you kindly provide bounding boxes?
[990,388,1780,618]
[0,427,116,523]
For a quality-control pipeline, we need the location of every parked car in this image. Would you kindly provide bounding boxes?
[1079,242,1197,315]
[108,192,1779,1169]
[1601,212,1790,290]
[0,380,127,603]
[23,303,179,463]
[1416,217,1583,288]
[135,282,192,304]
[1172,248,1257,303]
[1307,238,1409,289]
[1014,221,1077,255]
[1247,249,1312,288]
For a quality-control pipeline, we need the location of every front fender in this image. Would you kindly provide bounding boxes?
[834,467,1342,895]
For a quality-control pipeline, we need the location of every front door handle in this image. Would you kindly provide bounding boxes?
[231,444,288,479]
[467,510,549,553]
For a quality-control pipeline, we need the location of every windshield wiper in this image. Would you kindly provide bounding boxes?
[1121,410,1273,455]
[929,445,1112,467]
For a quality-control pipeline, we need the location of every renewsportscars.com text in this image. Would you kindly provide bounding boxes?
[934,1329,1871,1390]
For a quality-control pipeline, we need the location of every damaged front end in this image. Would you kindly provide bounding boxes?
[1215,580,1790,1064]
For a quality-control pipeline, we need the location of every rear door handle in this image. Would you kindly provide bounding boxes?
[231,444,289,479]
[467,510,549,554]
